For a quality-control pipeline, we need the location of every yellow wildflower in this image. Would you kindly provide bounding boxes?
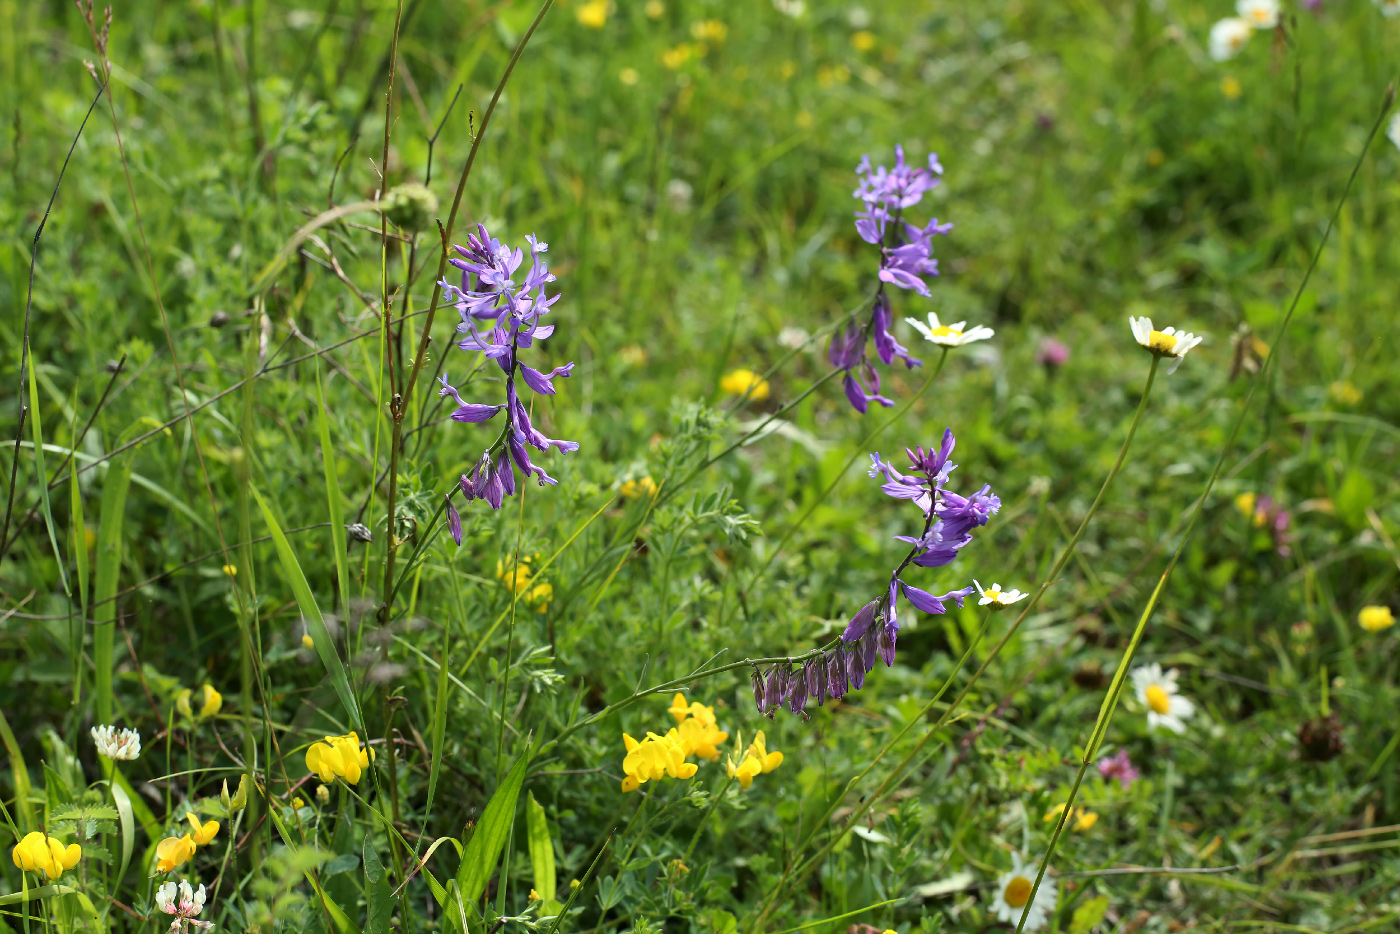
[667,692,717,726]
[576,0,608,29]
[302,633,315,650]
[725,751,762,789]
[1329,381,1362,406]
[154,834,196,873]
[186,812,220,846]
[527,582,553,613]
[725,730,782,790]
[719,368,769,402]
[745,731,783,773]
[498,558,535,592]
[1359,606,1394,633]
[690,19,727,43]
[1234,492,1257,519]
[675,718,728,762]
[11,832,81,881]
[221,563,237,577]
[621,476,659,499]
[662,44,694,70]
[619,67,640,86]
[177,684,223,721]
[644,0,664,19]
[1075,810,1099,831]
[1221,76,1242,99]
[851,30,876,51]
[305,732,375,785]
[292,797,305,810]
[528,889,541,902]
[620,731,697,792]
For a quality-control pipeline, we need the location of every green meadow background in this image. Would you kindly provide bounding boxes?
[1,0,1399,932]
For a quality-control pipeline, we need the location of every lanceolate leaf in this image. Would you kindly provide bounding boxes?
[456,748,529,909]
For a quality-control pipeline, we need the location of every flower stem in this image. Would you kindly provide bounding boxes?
[683,771,736,863]
[1015,85,1394,934]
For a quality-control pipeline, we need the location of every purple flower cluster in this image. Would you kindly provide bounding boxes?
[831,146,954,414]
[754,428,998,719]
[1097,750,1140,789]
[437,225,578,542]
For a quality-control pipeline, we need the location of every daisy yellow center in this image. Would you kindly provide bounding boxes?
[1147,330,1178,354]
[931,325,963,338]
[1247,11,1268,24]
[1145,684,1171,715]
[1003,876,1032,908]
[987,588,1002,600]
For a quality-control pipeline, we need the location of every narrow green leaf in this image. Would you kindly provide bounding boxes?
[0,709,34,831]
[110,780,135,888]
[425,639,451,820]
[111,768,160,844]
[315,365,350,615]
[363,839,393,934]
[456,747,529,908]
[69,449,87,705]
[526,792,556,904]
[251,484,363,732]
[25,346,68,595]
[92,458,132,725]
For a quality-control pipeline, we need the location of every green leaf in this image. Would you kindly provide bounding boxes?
[1069,894,1110,934]
[315,365,350,615]
[364,839,393,934]
[111,779,135,886]
[252,483,363,733]
[48,803,119,822]
[0,709,34,831]
[425,638,451,824]
[69,419,87,704]
[1335,469,1374,529]
[455,748,529,908]
[25,340,68,595]
[92,458,132,725]
[526,792,556,904]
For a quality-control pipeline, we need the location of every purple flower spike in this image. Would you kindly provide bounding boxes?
[752,670,766,715]
[876,622,897,668]
[787,673,809,718]
[805,657,828,707]
[440,224,577,516]
[446,495,463,546]
[826,647,849,700]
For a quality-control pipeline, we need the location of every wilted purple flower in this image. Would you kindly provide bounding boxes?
[437,226,578,522]
[826,646,849,701]
[445,495,463,546]
[1036,337,1070,369]
[1097,750,1140,789]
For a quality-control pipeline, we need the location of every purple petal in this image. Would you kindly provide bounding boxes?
[451,403,504,423]
[446,496,463,546]
[842,601,878,643]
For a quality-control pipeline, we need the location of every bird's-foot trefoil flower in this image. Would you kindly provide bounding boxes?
[724,730,783,790]
[305,732,375,785]
[1359,605,1394,632]
[439,226,577,519]
[185,812,220,846]
[11,833,81,880]
[91,724,141,760]
[990,851,1056,932]
[1129,316,1203,374]
[155,834,196,873]
[1131,663,1196,734]
[177,684,222,722]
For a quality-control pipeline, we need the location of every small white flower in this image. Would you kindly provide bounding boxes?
[1209,18,1253,61]
[90,725,141,761]
[777,326,811,349]
[1128,316,1203,374]
[772,0,806,17]
[1236,0,1279,29]
[1388,112,1400,152]
[158,880,208,924]
[1376,0,1400,19]
[1131,662,1197,734]
[990,852,1056,932]
[974,580,1028,610]
[906,312,994,348]
[156,882,178,914]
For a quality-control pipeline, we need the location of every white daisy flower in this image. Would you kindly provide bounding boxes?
[90,724,142,761]
[1128,316,1203,374]
[1388,112,1400,152]
[974,580,1028,610]
[1131,662,1196,734]
[990,851,1056,932]
[906,312,994,348]
[1209,18,1253,61]
[1377,0,1400,19]
[1236,0,1279,29]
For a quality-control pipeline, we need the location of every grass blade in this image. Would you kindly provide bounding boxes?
[0,709,35,830]
[92,458,132,725]
[69,448,87,705]
[251,483,363,732]
[456,746,529,909]
[315,364,350,614]
[25,342,67,595]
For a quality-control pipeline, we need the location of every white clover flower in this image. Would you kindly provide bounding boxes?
[906,312,994,348]
[1376,0,1400,19]
[1128,316,1203,374]
[1131,662,1197,734]
[1209,18,1253,61]
[990,852,1056,932]
[156,880,207,918]
[1236,0,1279,29]
[974,580,1028,610]
[90,725,141,761]
[1388,112,1400,152]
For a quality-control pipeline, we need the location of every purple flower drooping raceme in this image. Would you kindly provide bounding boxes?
[753,427,997,720]
[437,226,578,522]
[831,146,954,414]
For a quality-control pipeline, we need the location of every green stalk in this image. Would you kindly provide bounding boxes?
[1014,86,1394,933]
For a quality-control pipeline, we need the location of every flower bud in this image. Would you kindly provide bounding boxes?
[381,183,439,232]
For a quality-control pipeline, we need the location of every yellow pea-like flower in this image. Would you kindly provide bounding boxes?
[11,832,81,880]
[177,684,223,721]
[186,812,220,846]
[746,731,783,773]
[155,834,196,873]
[305,732,373,785]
